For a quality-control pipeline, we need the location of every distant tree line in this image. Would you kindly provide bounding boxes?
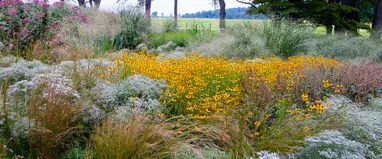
[181,7,268,19]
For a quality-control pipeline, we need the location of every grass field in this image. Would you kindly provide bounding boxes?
[151,18,265,31]
[152,18,371,37]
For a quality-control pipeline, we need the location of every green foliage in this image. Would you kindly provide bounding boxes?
[60,144,88,159]
[113,10,150,50]
[149,31,192,48]
[248,0,370,34]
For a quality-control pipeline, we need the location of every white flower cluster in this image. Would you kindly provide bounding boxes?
[256,151,281,159]
[340,98,382,157]
[91,74,167,114]
[0,59,50,87]
[296,130,375,159]
[2,72,79,139]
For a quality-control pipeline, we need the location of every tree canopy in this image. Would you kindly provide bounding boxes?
[244,0,370,34]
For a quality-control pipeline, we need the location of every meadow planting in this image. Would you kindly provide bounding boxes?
[0,1,382,159]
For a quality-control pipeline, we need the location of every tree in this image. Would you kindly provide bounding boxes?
[136,0,152,23]
[78,0,85,7]
[212,0,226,33]
[240,0,369,35]
[372,0,382,38]
[89,0,101,9]
[174,0,178,31]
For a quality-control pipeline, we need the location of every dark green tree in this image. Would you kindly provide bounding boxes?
[238,0,370,35]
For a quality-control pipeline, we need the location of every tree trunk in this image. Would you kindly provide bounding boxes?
[89,0,93,7]
[372,0,382,39]
[94,0,101,9]
[219,0,226,33]
[78,0,85,7]
[174,0,178,31]
[145,0,152,23]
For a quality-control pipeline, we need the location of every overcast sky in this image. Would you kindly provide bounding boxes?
[99,0,248,16]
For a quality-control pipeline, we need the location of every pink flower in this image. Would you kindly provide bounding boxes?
[33,0,39,3]
[54,2,65,8]
[8,7,18,16]
[78,14,89,23]
[38,1,50,9]
[0,26,5,31]
[35,11,45,19]
[19,28,29,37]
[9,44,14,50]
[12,31,19,37]
[71,6,81,15]
[23,17,32,24]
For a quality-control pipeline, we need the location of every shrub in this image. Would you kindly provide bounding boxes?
[308,35,382,62]
[92,74,167,113]
[295,130,375,159]
[223,23,269,59]
[149,31,192,49]
[2,72,81,158]
[113,9,150,50]
[0,0,87,59]
[338,62,382,102]
[340,98,382,156]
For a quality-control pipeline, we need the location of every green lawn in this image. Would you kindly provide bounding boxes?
[152,18,265,31]
[152,18,371,37]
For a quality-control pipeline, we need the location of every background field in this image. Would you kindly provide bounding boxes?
[152,18,371,37]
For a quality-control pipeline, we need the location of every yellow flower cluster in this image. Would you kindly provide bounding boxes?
[309,99,325,113]
[104,51,340,117]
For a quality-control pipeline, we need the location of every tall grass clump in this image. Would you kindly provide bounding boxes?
[59,8,119,58]
[91,115,174,159]
[223,23,269,59]
[223,21,312,59]
[259,21,313,58]
[113,9,150,50]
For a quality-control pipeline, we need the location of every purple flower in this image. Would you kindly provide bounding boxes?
[35,11,45,19]
[8,7,18,16]
[9,44,14,50]
[23,17,32,24]
[19,28,29,37]
[38,1,50,9]
[54,2,65,8]
[33,0,39,3]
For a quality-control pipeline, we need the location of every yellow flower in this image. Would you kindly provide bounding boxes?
[107,66,114,72]
[185,94,192,99]
[254,132,260,136]
[335,89,341,93]
[303,126,309,133]
[254,121,261,127]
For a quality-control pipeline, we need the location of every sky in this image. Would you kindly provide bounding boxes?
[99,0,249,16]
